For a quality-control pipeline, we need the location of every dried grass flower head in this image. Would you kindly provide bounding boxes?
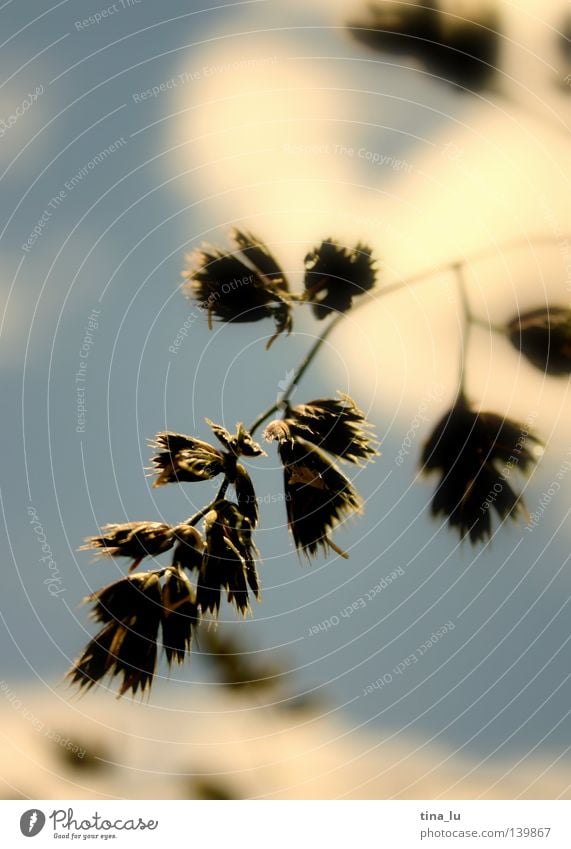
[79,521,175,572]
[171,525,205,572]
[506,306,571,376]
[346,0,501,91]
[69,567,200,695]
[183,229,292,348]
[149,432,226,486]
[276,436,362,559]
[205,419,265,458]
[161,567,198,665]
[68,571,163,696]
[264,393,377,558]
[280,392,379,464]
[150,420,263,490]
[69,215,563,703]
[304,239,376,319]
[197,501,260,616]
[421,395,542,544]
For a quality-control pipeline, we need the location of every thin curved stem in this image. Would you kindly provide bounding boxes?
[247,403,279,437]
[248,233,571,436]
[280,315,343,402]
[454,262,472,397]
[471,315,506,335]
[353,233,571,311]
[185,477,230,526]
[215,477,230,502]
[185,502,216,527]
[248,312,344,435]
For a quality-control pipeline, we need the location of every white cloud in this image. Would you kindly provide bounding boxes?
[167,0,570,438]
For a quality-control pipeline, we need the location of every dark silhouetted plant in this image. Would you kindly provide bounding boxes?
[68,226,570,696]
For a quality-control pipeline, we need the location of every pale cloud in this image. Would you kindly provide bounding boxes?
[168,0,570,439]
[1,686,569,799]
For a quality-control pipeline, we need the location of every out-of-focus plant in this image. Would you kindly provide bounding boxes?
[67,226,570,697]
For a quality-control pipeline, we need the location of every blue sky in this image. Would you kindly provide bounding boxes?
[1,0,571,776]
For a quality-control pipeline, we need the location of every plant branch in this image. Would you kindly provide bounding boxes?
[248,403,280,438]
[185,478,230,526]
[356,234,571,308]
[248,233,571,436]
[454,262,472,396]
[248,312,344,435]
[470,315,506,335]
